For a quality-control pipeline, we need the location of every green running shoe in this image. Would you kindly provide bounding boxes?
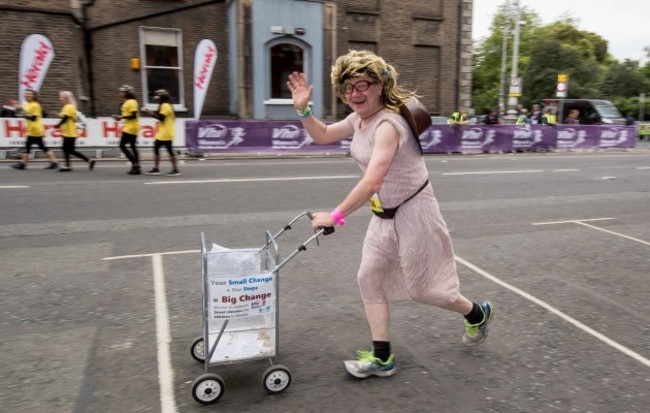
[343,349,395,378]
[463,301,494,347]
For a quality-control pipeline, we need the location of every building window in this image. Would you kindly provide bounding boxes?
[139,27,184,109]
[270,43,303,99]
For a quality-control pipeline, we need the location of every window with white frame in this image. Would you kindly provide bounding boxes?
[139,27,184,108]
[270,43,304,99]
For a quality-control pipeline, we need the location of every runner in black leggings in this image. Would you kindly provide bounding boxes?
[112,85,141,175]
[57,91,95,172]
[10,89,59,170]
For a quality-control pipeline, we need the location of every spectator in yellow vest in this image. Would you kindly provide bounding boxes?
[516,108,531,125]
[542,107,557,125]
[447,111,469,126]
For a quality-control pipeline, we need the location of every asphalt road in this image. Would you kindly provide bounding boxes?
[1,149,649,413]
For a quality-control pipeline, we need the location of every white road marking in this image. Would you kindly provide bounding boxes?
[0,185,29,189]
[442,169,544,176]
[152,254,178,413]
[532,218,649,246]
[636,167,650,170]
[574,221,650,246]
[103,250,199,261]
[532,218,614,226]
[143,175,359,185]
[553,169,580,172]
[454,255,650,369]
[192,159,352,167]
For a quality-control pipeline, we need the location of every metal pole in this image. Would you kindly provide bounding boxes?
[505,0,521,123]
[639,93,646,121]
[498,25,509,116]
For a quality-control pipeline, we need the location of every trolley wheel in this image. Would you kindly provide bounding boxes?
[192,373,225,405]
[262,365,292,394]
[190,336,205,363]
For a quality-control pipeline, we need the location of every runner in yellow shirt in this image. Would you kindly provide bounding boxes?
[10,89,59,170]
[144,89,180,176]
[56,91,95,172]
[112,85,141,175]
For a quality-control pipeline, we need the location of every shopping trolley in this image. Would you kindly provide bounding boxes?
[190,211,334,404]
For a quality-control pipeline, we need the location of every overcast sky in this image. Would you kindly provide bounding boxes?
[472,0,650,62]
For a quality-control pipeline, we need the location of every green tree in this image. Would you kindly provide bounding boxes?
[536,18,609,64]
[600,59,647,99]
[522,37,602,107]
[520,19,608,106]
[612,96,650,120]
[472,12,614,113]
[472,2,540,114]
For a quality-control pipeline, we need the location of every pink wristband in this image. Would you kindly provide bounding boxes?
[330,207,346,226]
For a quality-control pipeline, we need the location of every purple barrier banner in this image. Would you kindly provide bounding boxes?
[555,125,636,150]
[419,125,545,153]
[185,120,349,153]
[185,121,636,154]
[512,125,555,151]
[418,124,636,153]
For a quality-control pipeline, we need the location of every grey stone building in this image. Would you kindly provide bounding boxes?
[0,0,472,120]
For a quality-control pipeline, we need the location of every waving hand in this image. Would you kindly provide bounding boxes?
[287,72,314,111]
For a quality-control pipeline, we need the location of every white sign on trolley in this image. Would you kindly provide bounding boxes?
[208,274,275,320]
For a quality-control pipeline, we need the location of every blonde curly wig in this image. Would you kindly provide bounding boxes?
[330,49,418,113]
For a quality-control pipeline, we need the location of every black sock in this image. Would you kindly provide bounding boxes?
[464,302,484,325]
[372,341,391,362]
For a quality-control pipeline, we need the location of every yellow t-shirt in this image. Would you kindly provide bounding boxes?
[59,103,78,138]
[155,102,175,141]
[121,98,140,135]
[23,101,45,137]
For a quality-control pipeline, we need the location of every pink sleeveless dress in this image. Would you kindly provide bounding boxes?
[345,109,461,305]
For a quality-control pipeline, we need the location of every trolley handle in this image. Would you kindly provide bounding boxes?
[273,225,332,272]
[263,211,334,250]
[264,211,316,249]
[270,212,335,272]
[306,211,335,236]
